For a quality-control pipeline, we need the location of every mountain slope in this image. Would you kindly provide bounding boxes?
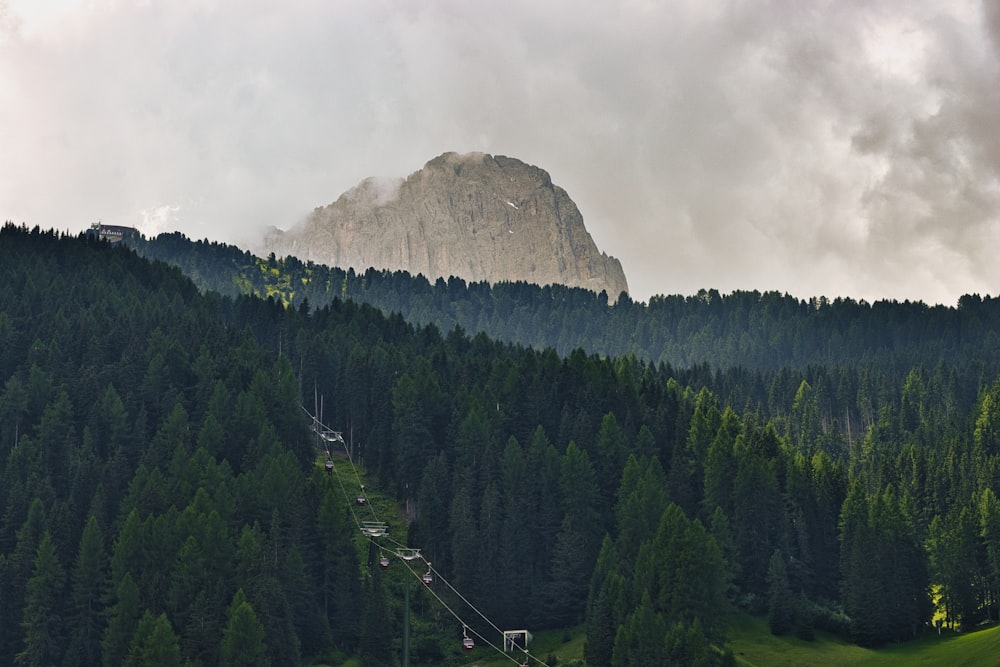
[261,151,629,300]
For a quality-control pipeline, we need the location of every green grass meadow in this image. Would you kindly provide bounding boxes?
[727,613,1000,667]
[316,615,1000,667]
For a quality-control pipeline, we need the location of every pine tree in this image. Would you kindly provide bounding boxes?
[16,531,65,667]
[64,516,108,667]
[221,590,270,667]
[702,407,740,519]
[317,484,361,649]
[559,441,603,561]
[584,561,620,667]
[842,485,930,644]
[614,455,669,571]
[611,593,667,667]
[732,427,782,596]
[980,488,1000,621]
[766,549,794,635]
[234,522,301,666]
[448,481,480,597]
[102,573,142,667]
[929,507,980,630]
[358,574,393,667]
[664,618,714,667]
[477,480,503,621]
[4,498,47,664]
[708,507,741,600]
[643,503,728,638]
[0,554,9,666]
[540,517,591,627]
[124,611,182,667]
[684,388,722,509]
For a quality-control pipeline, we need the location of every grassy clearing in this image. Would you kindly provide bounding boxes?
[308,659,361,667]
[858,623,1000,667]
[314,614,1000,666]
[727,612,1000,667]
[727,614,875,666]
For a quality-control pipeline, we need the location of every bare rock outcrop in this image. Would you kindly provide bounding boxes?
[262,152,629,300]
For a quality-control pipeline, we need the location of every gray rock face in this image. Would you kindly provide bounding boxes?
[262,152,629,299]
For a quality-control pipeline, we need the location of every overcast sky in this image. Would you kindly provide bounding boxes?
[2,0,998,305]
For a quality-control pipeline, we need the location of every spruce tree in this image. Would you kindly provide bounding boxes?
[584,577,617,667]
[125,611,182,667]
[16,531,65,667]
[980,488,1000,621]
[221,591,270,667]
[766,549,794,636]
[611,593,667,667]
[0,554,9,666]
[358,573,393,667]
[64,516,108,667]
[6,497,47,660]
[102,573,142,667]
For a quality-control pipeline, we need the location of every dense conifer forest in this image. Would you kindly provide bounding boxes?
[4,223,1000,666]
[130,232,1000,374]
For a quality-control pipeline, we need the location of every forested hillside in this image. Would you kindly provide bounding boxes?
[4,224,1000,666]
[130,232,1000,374]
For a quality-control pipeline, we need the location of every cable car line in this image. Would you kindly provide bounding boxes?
[395,554,528,666]
[303,404,548,667]
[304,403,381,525]
[426,560,508,639]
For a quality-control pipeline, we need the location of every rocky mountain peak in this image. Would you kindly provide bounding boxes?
[262,152,629,300]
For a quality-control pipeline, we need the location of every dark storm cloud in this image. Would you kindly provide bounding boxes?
[1,0,998,304]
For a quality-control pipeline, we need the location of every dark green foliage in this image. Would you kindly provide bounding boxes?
[731,422,784,597]
[221,590,271,667]
[234,522,301,666]
[124,611,182,667]
[358,574,393,667]
[6,224,1000,665]
[664,618,715,667]
[317,484,361,650]
[611,593,667,667]
[3,498,47,661]
[102,573,142,667]
[928,506,981,630]
[766,550,795,636]
[839,484,930,645]
[130,232,1000,376]
[64,516,108,667]
[979,488,1000,621]
[16,531,65,667]
[584,563,619,666]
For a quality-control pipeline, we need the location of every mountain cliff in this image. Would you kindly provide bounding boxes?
[261,152,629,299]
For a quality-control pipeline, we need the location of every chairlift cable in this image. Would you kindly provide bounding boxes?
[396,557,535,667]
[361,535,540,665]
[425,560,508,639]
[304,404,548,667]
[309,407,381,523]
[305,406,381,540]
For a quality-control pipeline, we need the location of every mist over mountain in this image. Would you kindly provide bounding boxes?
[260,152,629,300]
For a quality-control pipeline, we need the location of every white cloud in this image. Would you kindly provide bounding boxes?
[1,0,998,305]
